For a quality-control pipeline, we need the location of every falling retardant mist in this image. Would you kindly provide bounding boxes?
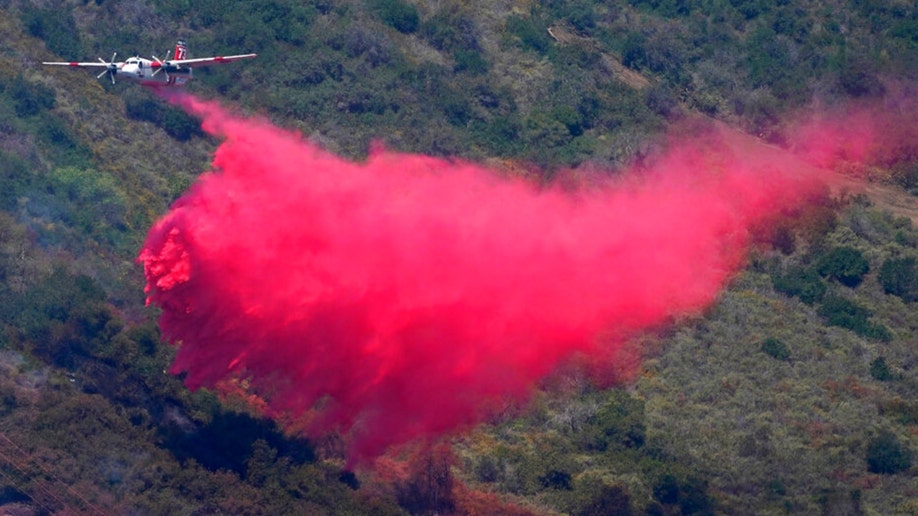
[140,95,834,463]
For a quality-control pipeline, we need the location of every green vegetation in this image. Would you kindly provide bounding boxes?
[0,0,916,514]
[760,337,791,361]
[816,246,870,287]
[866,431,913,475]
[878,255,918,301]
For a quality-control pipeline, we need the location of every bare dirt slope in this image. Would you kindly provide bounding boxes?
[737,128,918,225]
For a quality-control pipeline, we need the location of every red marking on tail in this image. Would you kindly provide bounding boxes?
[174,40,187,60]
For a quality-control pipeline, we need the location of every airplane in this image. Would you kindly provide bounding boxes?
[42,40,256,88]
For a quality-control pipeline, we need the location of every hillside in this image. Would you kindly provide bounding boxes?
[0,1,916,514]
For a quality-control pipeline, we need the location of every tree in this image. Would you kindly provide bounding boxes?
[878,256,918,301]
[866,431,912,474]
[817,246,869,287]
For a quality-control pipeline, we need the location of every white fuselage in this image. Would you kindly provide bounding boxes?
[118,57,192,87]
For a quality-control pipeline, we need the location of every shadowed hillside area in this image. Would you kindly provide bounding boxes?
[0,0,916,514]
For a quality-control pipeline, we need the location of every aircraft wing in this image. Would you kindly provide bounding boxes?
[160,53,257,69]
[42,61,118,68]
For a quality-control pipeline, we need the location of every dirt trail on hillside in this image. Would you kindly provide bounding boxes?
[830,174,918,225]
[717,121,918,225]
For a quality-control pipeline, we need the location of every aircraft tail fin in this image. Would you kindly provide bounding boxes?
[174,40,187,60]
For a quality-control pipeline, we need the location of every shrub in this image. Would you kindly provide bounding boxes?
[539,469,573,490]
[760,337,790,361]
[506,14,551,53]
[159,108,204,141]
[7,74,55,117]
[653,474,680,504]
[0,151,30,210]
[817,246,869,287]
[866,431,912,474]
[453,50,488,75]
[591,392,646,451]
[869,357,893,381]
[772,265,826,304]
[575,484,633,516]
[816,295,892,341]
[374,0,419,34]
[878,256,918,302]
[20,6,82,58]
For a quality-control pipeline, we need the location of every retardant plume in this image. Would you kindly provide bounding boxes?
[140,95,827,462]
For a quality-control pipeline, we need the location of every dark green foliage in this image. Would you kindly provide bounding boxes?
[20,6,82,57]
[124,92,203,141]
[816,246,869,287]
[339,471,360,490]
[760,337,790,361]
[836,56,885,98]
[123,94,160,124]
[551,0,598,34]
[33,114,93,170]
[422,9,479,52]
[772,265,826,304]
[126,323,162,356]
[0,486,30,506]
[591,392,646,451]
[160,109,204,141]
[6,74,55,118]
[0,151,30,210]
[866,431,912,474]
[507,13,551,53]
[475,455,500,483]
[540,469,573,490]
[453,49,488,75]
[575,484,632,516]
[621,32,648,69]
[869,357,893,381]
[816,295,892,341]
[680,477,715,515]
[7,266,109,367]
[766,479,787,497]
[651,473,714,514]
[373,0,420,33]
[161,410,314,475]
[653,474,680,504]
[48,166,128,235]
[878,256,918,301]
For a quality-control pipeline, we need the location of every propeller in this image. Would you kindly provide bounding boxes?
[96,52,118,84]
[151,49,172,79]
